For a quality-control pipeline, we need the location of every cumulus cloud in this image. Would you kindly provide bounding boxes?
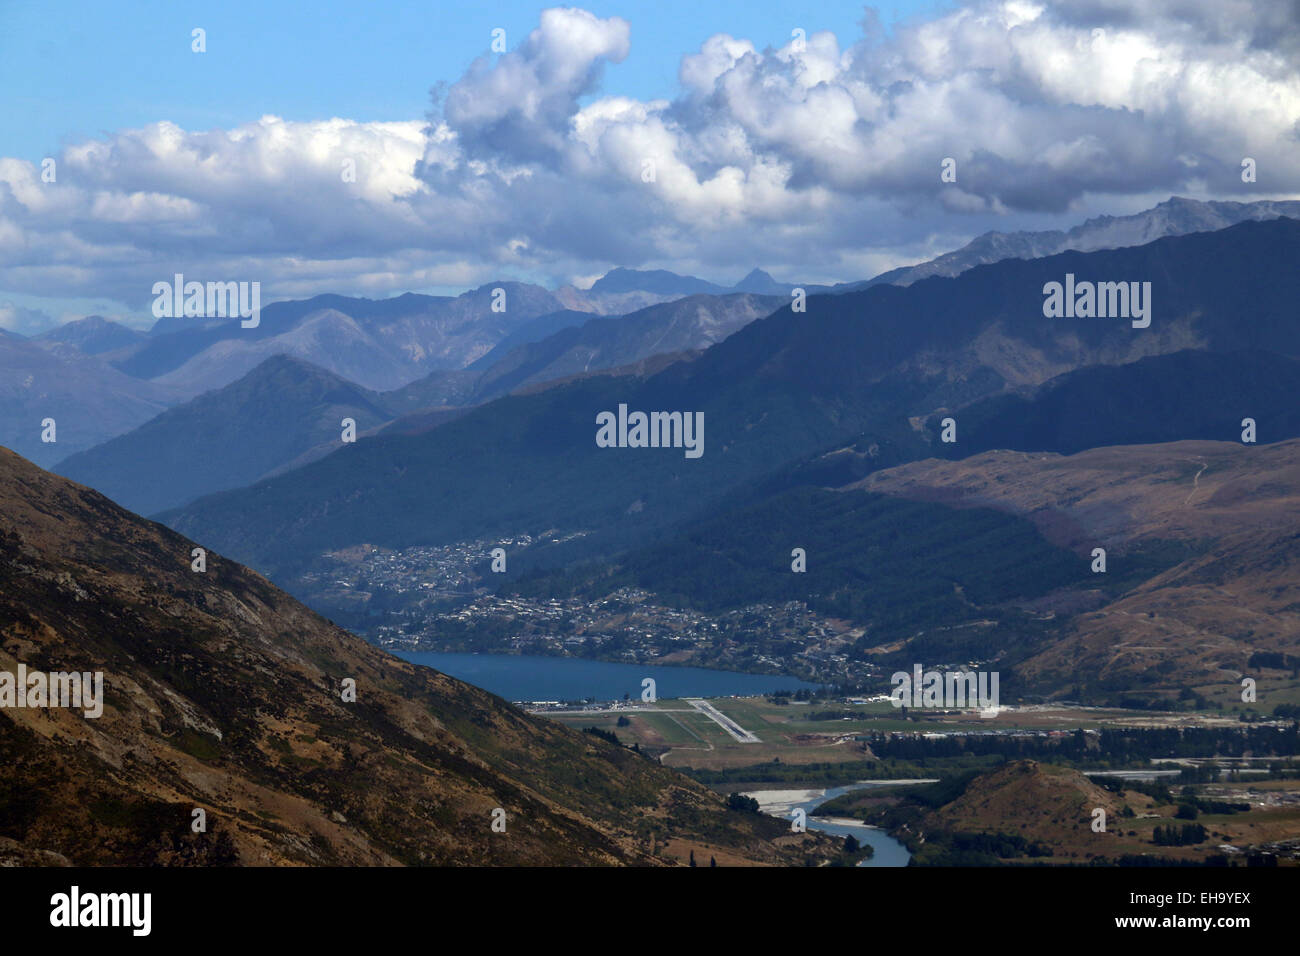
[441,7,631,164]
[2,0,1298,325]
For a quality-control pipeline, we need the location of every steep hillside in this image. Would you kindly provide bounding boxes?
[465,309,597,370]
[0,447,827,866]
[454,292,785,405]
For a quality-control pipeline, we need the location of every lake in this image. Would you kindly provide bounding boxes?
[393,651,819,702]
[745,782,928,867]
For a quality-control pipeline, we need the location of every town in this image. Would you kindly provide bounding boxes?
[292,537,882,686]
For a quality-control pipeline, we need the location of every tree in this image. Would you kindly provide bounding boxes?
[689,851,697,867]
[710,856,717,867]
[844,834,860,854]
[726,793,760,813]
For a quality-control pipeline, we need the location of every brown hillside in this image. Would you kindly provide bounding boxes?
[850,440,1300,692]
[926,761,1123,842]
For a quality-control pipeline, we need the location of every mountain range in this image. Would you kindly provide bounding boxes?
[388,292,785,412]
[160,218,1300,583]
[6,195,1293,477]
[52,293,786,515]
[9,197,1300,703]
[34,315,147,357]
[853,196,1300,291]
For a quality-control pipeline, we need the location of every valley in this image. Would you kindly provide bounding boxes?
[5,199,1300,872]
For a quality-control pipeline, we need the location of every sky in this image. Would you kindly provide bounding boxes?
[1,0,1298,332]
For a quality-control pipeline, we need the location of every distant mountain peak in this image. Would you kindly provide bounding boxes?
[731,268,788,294]
[34,314,146,355]
[590,267,728,296]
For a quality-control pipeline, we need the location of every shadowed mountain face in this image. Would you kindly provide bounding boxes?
[923,349,1300,456]
[163,219,1300,580]
[54,355,398,515]
[0,448,822,866]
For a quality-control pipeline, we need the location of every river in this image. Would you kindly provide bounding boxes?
[744,781,932,867]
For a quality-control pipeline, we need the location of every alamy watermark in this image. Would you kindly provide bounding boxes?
[0,664,103,718]
[890,663,999,717]
[596,404,704,459]
[152,273,260,328]
[1042,273,1151,329]
[50,886,150,936]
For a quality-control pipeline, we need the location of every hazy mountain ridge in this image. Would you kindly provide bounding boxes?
[921,349,1300,455]
[16,197,1289,476]
[56,295,785,515]
[0,336,182,468]
[54,355,399,514]
[393,292,785,411]
[34,315,146,357]
[121,283,576,395]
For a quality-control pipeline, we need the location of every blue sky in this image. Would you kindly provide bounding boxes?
[0,0,950,160]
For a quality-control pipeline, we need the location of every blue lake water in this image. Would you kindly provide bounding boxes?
[393,651,819,701]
